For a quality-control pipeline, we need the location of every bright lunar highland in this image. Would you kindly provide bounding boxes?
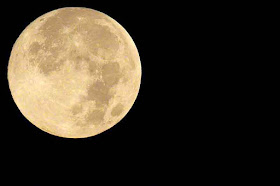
[8,7,141,138]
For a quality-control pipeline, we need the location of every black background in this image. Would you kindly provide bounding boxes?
[0,0,237,185]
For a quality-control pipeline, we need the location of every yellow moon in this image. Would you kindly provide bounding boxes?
[7,7,141,138]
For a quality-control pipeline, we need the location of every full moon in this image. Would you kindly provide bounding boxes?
[8,7,141,138]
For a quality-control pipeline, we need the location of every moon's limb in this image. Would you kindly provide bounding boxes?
[8,7,141,138]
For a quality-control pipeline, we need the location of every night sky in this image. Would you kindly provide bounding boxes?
[0,0,237,185]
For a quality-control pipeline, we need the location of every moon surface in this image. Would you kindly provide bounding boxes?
[8,7,141,138]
